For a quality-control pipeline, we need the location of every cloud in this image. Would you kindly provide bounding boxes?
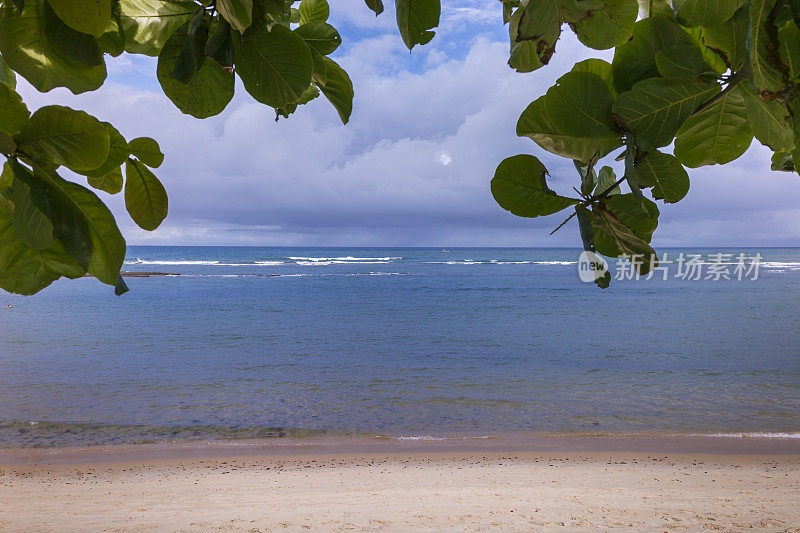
[13,6,800,247]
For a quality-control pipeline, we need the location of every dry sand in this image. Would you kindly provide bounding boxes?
[0,438,799,532]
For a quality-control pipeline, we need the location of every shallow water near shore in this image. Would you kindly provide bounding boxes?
[1,246,799,447]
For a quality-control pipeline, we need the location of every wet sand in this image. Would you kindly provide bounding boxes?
[0,436,798,532]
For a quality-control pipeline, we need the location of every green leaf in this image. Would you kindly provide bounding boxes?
[655,43,713,78]
[0,0,107,93]
[309,47,327,84]
[612,78,720,150]
[634,150,690,203]
[36,165,126,285]
[748,0,787,93]
[594,165,621,196]
[276,84,319,119]
[512,0,560,49]
[491,154,578,218]
[602,192,659,242]
[294,21,341,55]
[42,0,104,68]
[770,150,793,171]
[97,0,126,57]
[206,18,235,68]
[395,0,440,51]
[612,16,694,93]
[545,71,617,139]
[700,6,748,68]
[674,85,753,167]
[364,0,383,15]
[14,105,110,172]
[119,0,197,56]
[88,167,124,194]
[125,158,168,231]
[740,80,794,151]
[0,54,16,89]
[0,164,86,294]
[318,57,353,124]
[171,9,209,84]
[236,23,313,108]
[637,0,673,17]
[128,137,164,168]
[5,159,55,250]
[218,0,253,33]
[83,122,130,180]
[298,0,328,24]
[0,84,30,137]
[508,41,545,73]
[158,21,235,118]
[0,133,16,154]
[572,0,638,50]
[591,206,658,274]
[516,95,622,164]
[672,0,745,27]
[779,20,800,80]
[46,0,111,36]
[571,58,615,96]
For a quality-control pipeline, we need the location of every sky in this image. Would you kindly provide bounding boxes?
[16,0,800,247]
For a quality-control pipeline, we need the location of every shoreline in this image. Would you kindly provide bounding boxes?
[1,443,797,531]
[3,432,799,465]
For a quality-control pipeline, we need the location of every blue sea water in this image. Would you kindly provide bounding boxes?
[1,246,799,446]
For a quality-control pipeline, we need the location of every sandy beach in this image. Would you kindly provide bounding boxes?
[0,436,798,532]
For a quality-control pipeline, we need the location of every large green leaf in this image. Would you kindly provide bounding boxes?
[0,54,15,89]
[217,0,253,33]
[602,192,659,241]
[36,166,126,285]
[5,159,55,250]
[655,43,713,79]
[206,18,235,68]
[672,0,745,27]
[674,85,753,167]
[97,0,126,57]
[42,0,104,68]
[594,165,621,196]
[779,20,800,80]
[0,165,85,294]
[740,80,794,151]
[571,58,615,96]
[516,95,622,163]
[508,41,545,73]
[158,22,235,118]
[0,0,106,93]
[0,84,30,137]
[125,158,168,231]
[128,137,164,168]
[318,57,353,124]
[613,78,720,150]
[119,0,196,56]
[700,6,748,69]
[748,0,787,93]
[512,0,560,50]
[634,150,690,203]
[298,0,328,24]
[545,71,617,139]
[88,167,124,194]
[14,105,110,172]
[236,23,313,108]
[294,21,341,55]
[591,206,658,274]
[395,0,440,51]
[47,0,111,36]
[612,16,694,93]
[572,0,638,50]
[83,122,130,180]
[171,9,209,84]
[491,154,578,218]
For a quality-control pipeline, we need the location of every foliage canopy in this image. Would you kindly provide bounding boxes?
[0,0,798,293]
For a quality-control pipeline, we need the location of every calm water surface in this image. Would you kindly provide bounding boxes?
[1,247,798,446]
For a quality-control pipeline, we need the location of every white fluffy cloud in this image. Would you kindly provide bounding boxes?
[14,4,800,247]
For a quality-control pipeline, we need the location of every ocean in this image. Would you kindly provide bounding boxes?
[1,246,799,447]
